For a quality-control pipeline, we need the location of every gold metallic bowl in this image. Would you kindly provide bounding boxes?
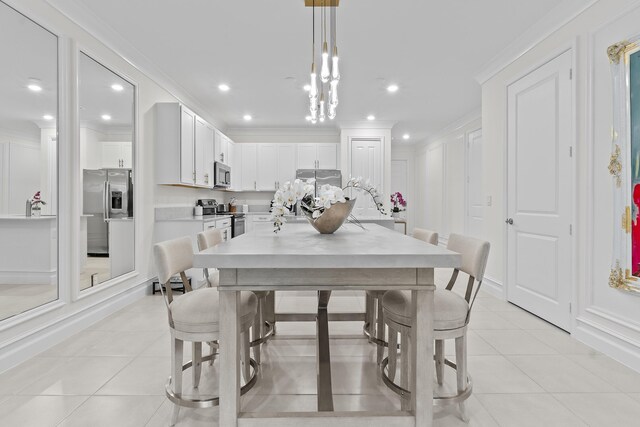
[304,199,356,234]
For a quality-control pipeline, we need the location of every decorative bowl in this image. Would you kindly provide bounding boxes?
[303,198,356,234]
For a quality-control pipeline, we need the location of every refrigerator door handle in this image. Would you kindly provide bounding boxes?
[103,181,111,222]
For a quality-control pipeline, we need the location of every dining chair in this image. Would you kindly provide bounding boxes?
[154,236,258,426]
[197,228,274,366]
[364,228,439,365]
[380,233,489,420]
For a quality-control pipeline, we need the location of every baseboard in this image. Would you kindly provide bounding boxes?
[0,279,151,374]
[574,316,640,373]
[481,275,504,299]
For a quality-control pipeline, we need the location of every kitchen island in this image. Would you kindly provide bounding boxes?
[194,223,461,427]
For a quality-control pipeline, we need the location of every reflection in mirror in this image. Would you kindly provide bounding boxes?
[79,53,135,291]
[0,2,58,320]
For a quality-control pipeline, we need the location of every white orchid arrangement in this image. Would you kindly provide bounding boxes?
[270,176,386,233]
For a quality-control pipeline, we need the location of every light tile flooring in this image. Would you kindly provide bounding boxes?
[2,274,640,426]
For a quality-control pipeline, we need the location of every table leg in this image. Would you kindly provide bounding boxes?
[412,283,434,425]
[220,289,240,426]
[317,290,334,411]
[265,291,276,334]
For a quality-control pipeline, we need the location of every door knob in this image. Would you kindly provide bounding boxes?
[505,218,514,225]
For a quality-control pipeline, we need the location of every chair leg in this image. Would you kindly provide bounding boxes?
[241,331,251,383]
[208,341,216,366]
[192,342,202,388]
[376,297,384,365]
[365,293,374,337]
[171,337,183,426]
[455,334,469,422]
[435,339,444,386]
[388,326,398,382]
[400,332,410,411]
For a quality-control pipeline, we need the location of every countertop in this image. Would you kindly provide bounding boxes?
[155,214,233,223]
[194,222,460,269]
[0,215,57,220]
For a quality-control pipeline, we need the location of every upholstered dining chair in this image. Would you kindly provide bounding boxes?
[364,228,439,364]
[154,236,258,426]
[380,233,490,420]
[196,228,274,366]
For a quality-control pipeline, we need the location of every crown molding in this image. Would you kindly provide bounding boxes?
[226,127,340,137]
[415,108,481,149]
[475,0,599,85]
[45,0,227,130]
[338,120,396,130]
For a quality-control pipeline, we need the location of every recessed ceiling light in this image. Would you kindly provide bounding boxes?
[387,84,399,93]
[218,84,230,92]
[42,114,54,121]
[111,83,124,92]
[367,115,375,121]
[303,84,311,92]
[402,133,410,140]
[101,114,112,121]
[243,114,252,121]
[305,115,312,121]
[27,84,42,92]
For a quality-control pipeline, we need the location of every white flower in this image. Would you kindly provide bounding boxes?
[283,190,296,206]
[312,210,321,219]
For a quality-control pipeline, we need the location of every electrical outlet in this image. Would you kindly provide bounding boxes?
[486,196,492,207]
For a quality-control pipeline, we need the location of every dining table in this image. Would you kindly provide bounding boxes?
[193,222,461,427]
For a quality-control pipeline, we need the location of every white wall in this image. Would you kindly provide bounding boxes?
[415,116,482,244]
[481,0,640,370]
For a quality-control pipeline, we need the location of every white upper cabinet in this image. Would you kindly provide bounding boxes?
[180,107,195,185]
[155,103,215,188]
[231,141,241,190]
[240,143,257,191]
[215,131,232,165]
[296,143,338,170]
[195,118,214,186]
[277,144,297,187]
[101,141,132,169]
[256,144,278,191]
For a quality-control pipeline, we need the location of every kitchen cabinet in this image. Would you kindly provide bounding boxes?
[256,144,278,191]
[215,131,232,165]
[277,144,297,187]
[231,141,241,191]
[296,143,338,170]
[240,143,258,191]
[101,141,132,169]
[247,143,297,191]
[155,102,215,188]
[195,118,214,186]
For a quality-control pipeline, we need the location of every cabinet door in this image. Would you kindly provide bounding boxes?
[276,144,296,188]
[214,130,223,163]
[120,142,133,168]
[180,107,196,184]
[297,143,317,169]
[317,143,338,169]
[221,136,230,165]
[101,142,122,169]
[195,118,213,187]
[231,141,241,190]
[256,144,278,191]
[240,143,257,191]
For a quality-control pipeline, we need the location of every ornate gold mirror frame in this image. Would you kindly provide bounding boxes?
[608,38,640,293]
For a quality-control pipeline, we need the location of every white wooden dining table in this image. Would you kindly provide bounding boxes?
[193,222,461,427]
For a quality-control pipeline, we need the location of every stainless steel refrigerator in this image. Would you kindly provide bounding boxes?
[83,169,133,255]
[295,169,342,197]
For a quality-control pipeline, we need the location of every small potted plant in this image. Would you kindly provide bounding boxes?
[390,192,406,218]
[31,191,46,217]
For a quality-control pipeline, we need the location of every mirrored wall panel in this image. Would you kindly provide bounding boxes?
[0,2,58,320]
[79,53,135,291]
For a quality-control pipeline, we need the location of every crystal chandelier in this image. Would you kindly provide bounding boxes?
[308,0,340,124]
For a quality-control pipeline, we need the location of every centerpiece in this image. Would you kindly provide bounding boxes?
[390,191,407,218]
[271,177,386,234]
[30,191,46,217]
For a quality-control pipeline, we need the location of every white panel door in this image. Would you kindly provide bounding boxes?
[277,144,296,187]
[180,107,195,185]
[350,139,382,217]
[317,143,338,169]
[240,143,257,191]
[297,143,317,169]
[256,144,278,191]
[466,129,484,239]
[507,50,573,331]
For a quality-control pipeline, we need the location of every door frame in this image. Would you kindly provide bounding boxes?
[464,127,483,236]
[503,41,578,332]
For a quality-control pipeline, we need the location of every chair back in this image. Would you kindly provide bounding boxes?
[197,228,223,251]
[153,236,194,304]
[196,228,223,287]
[412,228,438,245]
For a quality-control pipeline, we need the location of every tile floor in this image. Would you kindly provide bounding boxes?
[2,272,640,426]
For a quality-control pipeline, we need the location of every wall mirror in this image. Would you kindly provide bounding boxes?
[0,1,59,320]
[78,52,135,291]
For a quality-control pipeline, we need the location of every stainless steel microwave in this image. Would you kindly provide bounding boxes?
[214,161,231,188]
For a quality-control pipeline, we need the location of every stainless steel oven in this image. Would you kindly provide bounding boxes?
[233,215,245,237]
[214,161,231,188]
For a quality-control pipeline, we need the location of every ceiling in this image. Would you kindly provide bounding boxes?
[51,0,563,143]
